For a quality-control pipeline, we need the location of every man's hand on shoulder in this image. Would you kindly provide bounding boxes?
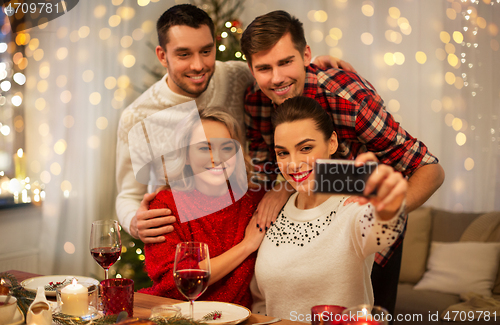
[312,55,357,73]
[130,192,176,244]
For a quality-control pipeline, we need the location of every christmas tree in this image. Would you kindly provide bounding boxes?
[190,0,246,62]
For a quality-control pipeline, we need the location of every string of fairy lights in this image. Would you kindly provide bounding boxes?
[0,0,498,213]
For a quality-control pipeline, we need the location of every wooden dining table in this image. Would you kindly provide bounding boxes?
[7,270,305,324]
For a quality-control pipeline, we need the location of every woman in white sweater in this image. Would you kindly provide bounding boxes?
[251,96,408,320]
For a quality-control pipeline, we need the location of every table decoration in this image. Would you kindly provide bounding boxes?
[100,278,134,316]
[340,305,388,325]
[173,301,250,324]
[20,275,99,297]
[57,279,88,316]
[150,305,181,319]
[311,305,346,325]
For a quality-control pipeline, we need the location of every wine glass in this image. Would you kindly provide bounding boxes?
[173,242,211,320]
[89,220,122,280]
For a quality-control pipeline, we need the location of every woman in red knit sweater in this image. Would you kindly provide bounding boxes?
[141,107,265,309]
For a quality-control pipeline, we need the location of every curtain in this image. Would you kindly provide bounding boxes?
[23,0,499,276]
[24,0,172,276]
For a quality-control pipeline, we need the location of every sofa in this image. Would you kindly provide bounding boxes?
[394,207,500,325]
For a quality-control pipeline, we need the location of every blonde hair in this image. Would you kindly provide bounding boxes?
[158,107,251,193]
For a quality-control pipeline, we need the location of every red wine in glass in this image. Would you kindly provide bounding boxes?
[174,269,210,300]
[90,247,121,269]
[89,220,121,280]
[174,242,210,320]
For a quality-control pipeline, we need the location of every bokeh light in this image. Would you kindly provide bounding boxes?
[415,51,427,64]
[314,10,328,22]
[50,162,61,175]
[464,158,474,171]
[64,242,75,254]
[361,32,373,45]
[96,117,108,130]
[388,7,400,19]
[60,90,72,103]
[56,47,68,60]
[82,70,94,82]
[109,15,121,27]
[121,36,133,48]
[440,31,451,43]
[123,55,136,68]
[310,30,323,43]
[387,78,399,91]
[88,135,100,149]
[105,77,117,89]
[445,72,456,85]
[89,92,102,105]
[54,140,67,155]
[362,2,374,17]
[78,26,90,38]
[99,28,111,40]
[387,99,400,113]
[94,5,106,18]
[35,98,46,110]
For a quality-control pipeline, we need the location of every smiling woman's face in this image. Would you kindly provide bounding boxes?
[187,120,237,195]
[274,118,337,194]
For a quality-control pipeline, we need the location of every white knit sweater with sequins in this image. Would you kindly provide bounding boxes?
[251,193,405,320]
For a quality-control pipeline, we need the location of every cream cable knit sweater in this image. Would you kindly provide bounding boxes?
[115,61,253,233]
[251,193,405,320]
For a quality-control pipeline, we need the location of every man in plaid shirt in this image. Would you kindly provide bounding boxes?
[240,10,445,316]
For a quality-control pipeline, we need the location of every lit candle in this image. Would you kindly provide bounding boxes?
[60,279,88,316]
[13,148,26,180]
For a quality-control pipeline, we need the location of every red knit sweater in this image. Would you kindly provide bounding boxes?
[141,188,265,309]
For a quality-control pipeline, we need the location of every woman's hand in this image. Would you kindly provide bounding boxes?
[343,152,379,207]
[343,152,407,220]
[241,216,266,253]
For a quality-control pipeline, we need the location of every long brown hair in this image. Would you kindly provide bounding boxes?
[272,96,335,141]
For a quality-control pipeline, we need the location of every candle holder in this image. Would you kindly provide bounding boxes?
[56,281,99,320]
[311,305,346,325]
[341,305,389,325]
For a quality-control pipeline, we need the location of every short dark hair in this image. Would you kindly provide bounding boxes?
[156,4,215,49]
[240,10,307,66]
[272,96,334,141]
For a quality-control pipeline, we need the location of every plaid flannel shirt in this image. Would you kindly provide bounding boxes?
[244,64,439,266]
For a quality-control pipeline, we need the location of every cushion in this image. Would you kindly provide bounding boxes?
[459,212,500,295]
[431,209,481,242]
[414,242,500,297]
[399,207,432,284]
[395,283,461,316]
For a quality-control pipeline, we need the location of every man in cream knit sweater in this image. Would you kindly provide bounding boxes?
[116,5,255,241]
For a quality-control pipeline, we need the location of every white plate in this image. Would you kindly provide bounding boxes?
[173,301,251,325]
[7,306,24,325]
[20,275,99,297]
